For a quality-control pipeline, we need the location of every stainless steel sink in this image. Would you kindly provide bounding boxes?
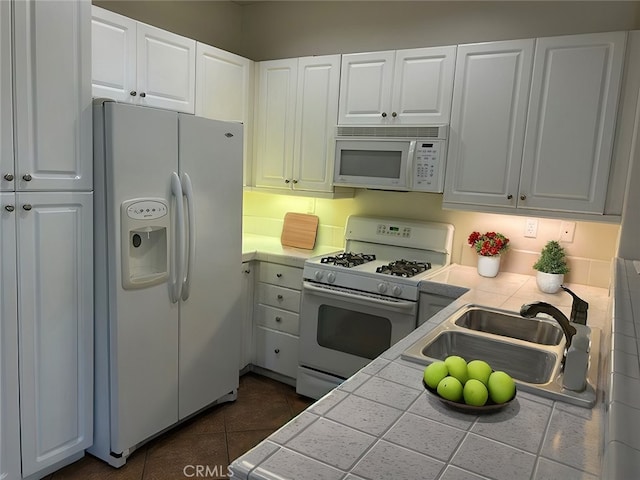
[402,304,600,408]
[454,306,564,346]
[422,330,559,384]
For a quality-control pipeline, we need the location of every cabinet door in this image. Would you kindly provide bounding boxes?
[519,32,626,214]
[91,5,137,103]
[444,39,534,208]
[254,59,298,189]
[195,43,254,187]
[0,1,13,193]
[240,263,254,370]
[338,51,395,125]
[1,193,20,480]
[17,192,93,477]
[137,23,196,114]
[293,55,340,192]
[392,46,456,124]
[13,0,92,192]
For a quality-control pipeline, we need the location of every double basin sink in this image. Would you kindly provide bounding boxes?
[402,304,600,408]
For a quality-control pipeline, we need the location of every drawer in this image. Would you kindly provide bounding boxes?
[254,326,298,379]
[256,304,299,335]
[258,263,303,290]
[257,283,301,312]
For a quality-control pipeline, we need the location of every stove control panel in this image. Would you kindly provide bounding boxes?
[377,224,411,238]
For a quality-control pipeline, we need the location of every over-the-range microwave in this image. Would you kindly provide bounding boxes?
[333,125,448,192]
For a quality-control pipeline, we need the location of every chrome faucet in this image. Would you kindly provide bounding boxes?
[560,285,589,325]
[519,302,577,348]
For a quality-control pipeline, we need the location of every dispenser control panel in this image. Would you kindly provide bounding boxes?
[126,200,168,220]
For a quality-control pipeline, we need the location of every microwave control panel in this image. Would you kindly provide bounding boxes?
[412,140,446,192]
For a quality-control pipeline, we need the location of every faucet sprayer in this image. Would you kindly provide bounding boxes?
[560,285,589,325]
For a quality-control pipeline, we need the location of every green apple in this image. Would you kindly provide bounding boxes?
[423,361,449,389]
[463,379,489,406]
[444,355,469,384]
[488,371,516,404]
[467,360,492,386]
[436,376,464,402]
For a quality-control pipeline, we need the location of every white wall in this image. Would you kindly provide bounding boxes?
[241,1,640,60]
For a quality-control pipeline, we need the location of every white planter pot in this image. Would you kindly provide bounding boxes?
[536,271,564,294]
[477,255,501,278]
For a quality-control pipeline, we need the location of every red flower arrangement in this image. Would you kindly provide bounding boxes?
[468,231,510,257]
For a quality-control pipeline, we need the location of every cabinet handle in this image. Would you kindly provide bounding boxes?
[4,205,14,212]
[140,92,146,98]
[292,179,298,184]
[22,173,32,181]
[130,91,137,96]
[22,204,32,211]
[277,294,284,300]
[284,179,291,184]
[520,194,527,201]
[243,269,251,274]
[276,273,283,278]
[275,316,282,322]
[3,173,13,181]
[381,112,387,118]
[392,112,397,118]
[274,348,280,354]
[507,194,513,200]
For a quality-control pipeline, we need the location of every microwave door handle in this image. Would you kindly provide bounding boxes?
[407,140,417,189]
[303,281,416,313]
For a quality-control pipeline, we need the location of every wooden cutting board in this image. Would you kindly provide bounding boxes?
[281,212,319,249]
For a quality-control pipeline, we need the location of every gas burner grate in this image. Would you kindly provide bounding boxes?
[320,252,376,268]
[376,259,432,277]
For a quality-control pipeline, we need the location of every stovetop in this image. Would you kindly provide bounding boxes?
[302,216,454,301]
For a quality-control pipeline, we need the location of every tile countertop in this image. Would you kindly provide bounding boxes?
[233,254,618,480]
[242,233,341,267]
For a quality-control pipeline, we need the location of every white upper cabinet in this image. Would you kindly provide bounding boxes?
[444,39,535,208]
[91,6,196,114]
[444,31,626,217]
[339,46,456,125]
[0,1,12,194]
[519,31,626,214]
[91,6,136,104]
[195,43,254,186]
[13,0,92,192]
[254,55,341,193]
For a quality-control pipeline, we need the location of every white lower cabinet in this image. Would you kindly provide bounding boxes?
[253,262,302,380]
[0,193,20,480]
[240,263,254,371]
[1,192,93,479]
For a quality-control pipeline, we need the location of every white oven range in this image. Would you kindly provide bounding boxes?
[297,215,454,399]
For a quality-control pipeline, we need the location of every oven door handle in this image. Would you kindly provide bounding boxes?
[303,281,417,313]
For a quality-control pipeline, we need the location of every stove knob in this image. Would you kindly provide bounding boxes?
[377,283,388,294]
[314,271,324,281]
[327,272,336,284]
[392,285,403,296]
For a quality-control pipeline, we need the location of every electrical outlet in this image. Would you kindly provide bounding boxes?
[560,221,576,242]
[524,218,538,238]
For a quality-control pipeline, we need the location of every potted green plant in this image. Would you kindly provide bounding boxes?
[533,240,570,293]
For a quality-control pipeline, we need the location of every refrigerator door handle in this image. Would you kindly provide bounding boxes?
[170,172,185,303]
[180,172,195,301]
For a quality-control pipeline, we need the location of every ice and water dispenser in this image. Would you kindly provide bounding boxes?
[121,198,170,289]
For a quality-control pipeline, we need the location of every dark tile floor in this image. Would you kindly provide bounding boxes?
[45,373,314,480]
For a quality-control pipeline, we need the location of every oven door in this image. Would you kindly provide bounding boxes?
[299,281,417,379]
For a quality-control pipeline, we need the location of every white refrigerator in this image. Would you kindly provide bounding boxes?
[91,100,242,467]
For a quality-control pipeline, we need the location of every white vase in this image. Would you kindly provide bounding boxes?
[477,255,501,278]
[536,271,564,293]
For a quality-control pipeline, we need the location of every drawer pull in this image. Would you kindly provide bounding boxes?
[276,273,283,278]
[277,294,283,300]
[275,316,282,322]
[274,348,280,354]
